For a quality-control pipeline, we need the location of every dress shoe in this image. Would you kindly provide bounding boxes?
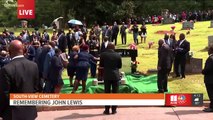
[164,90,168,93]
[103,110,110,115]
[158,90,164,93]
[173,75,180,78]
[112,110,117,114]
[203,108,213,112]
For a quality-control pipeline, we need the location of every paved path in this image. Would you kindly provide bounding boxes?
[37,106,213,120]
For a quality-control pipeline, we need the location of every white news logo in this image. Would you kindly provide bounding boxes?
[170,95,177,104]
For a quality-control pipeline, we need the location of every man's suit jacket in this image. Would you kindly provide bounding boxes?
[0,57,40,120]
[202,54,213,84]
[112,25,119,36]
[100,49,122,81]
[58,34,67,52]
[48,55,63,86]
[165,39,176,59]
[175,39,190,58]
[37,47,49,76]
[158,44,171,70]
[43,48,55,79]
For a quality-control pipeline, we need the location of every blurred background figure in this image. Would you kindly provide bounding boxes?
[112,22,119,45]
[0,50,10,69]
[131,22,139,44]
[87,35,100,78]
[101,22,108,43]
[140,24,147,43]
[120,22,127,45]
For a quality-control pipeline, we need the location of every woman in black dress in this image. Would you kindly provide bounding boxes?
[140,25,147,43]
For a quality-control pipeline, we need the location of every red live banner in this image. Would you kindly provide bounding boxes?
[17,0,35,19]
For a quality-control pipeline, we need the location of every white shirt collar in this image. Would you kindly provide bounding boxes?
[104,41,109,48]
[179,39,186,46]
[12,55,24,60]
[164,39,170,45]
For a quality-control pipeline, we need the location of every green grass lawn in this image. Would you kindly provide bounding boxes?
[2,21,212,100]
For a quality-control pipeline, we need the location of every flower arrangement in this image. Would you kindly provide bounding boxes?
[171,26,176,30]
[148,41,155,49]
[129,43,137,50]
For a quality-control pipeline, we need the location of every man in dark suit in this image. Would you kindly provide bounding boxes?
[0,40,40,120]
[66,29,76,54]
[100,36,109,53]
[58,30,67,53]
[43,42,55,93]
[120,22,127,45]
[112,22,119,45]
[100,43,122,115]
[157,39,171,93]
[202,46,213,112]
[174,33,190,79]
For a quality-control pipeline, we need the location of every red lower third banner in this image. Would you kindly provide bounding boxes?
[165,93,203,106]
[17,0,35,19]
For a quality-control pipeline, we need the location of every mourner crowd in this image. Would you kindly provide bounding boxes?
[0,23,124,117]
[0,20,146,94]
[131,10,213,25]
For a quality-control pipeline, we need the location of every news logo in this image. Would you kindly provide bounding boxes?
[165,93,203,106]
[169,94,187,105]
[17,0,35,19]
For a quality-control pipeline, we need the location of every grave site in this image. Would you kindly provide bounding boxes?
[48,21,212,101]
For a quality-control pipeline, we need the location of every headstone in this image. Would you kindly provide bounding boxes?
[185,58,202,74]
[208,36,213,47]
[182,21,194,30]
[209,20,213,28]
[162,18,175,24]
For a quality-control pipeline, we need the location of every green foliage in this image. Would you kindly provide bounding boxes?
[113,0,135,20]
[1,0,213,27]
